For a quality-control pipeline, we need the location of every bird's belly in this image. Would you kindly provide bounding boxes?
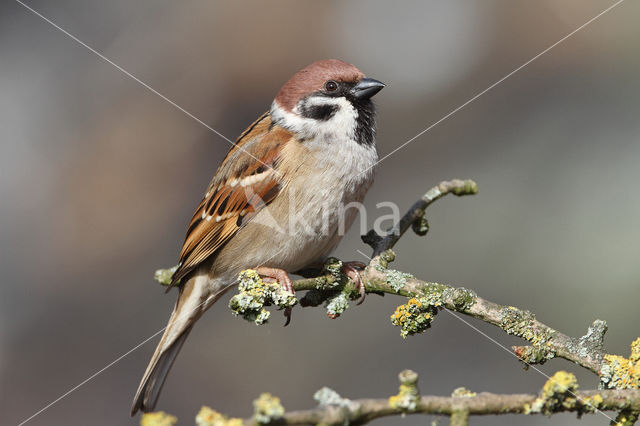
[211,138,377,280]
[244,174,370,272]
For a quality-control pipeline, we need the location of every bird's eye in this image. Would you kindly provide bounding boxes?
[324,80,338,92]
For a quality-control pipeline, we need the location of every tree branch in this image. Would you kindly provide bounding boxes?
[290,259,618,375]
[146,371,640,425]
[259,390,640,425]
[151,178,640,425]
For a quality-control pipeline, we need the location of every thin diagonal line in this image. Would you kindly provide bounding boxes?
[17,327,167,426]
[17,247,290,425]
[359,0,625,177]
[17,291,214,426]
[355,249,613,421]
[13,0,273,171]
[444,310,614,421]
[356,249,371,260]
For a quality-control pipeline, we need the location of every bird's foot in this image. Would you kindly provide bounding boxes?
[255,266,294,326]
[341,261,367,305]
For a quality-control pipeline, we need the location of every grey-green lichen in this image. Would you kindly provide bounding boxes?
[420,282,447,307]
[253,393,285,424]
[196,406,243,426]
[373,249,396,272]
[314,387,360,411]
[386,269,413,293]
[500,306,555,362]
[140,411,178,426]
[500,306,535,337]
[524,371,579,415]
[325,292,350,318]
[389,369,420,412]
[315,257,343,290]
[578,320,608,356]
[443,287,477,310]
[451,387,477,398]
[228,270,297,325]
[600,337,640,390]
[154,265,179,286]
[300,258,367,317]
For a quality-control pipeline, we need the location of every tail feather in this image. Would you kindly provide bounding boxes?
[131,273,208,416]
[130,326,192,415]
[131,272,234,416]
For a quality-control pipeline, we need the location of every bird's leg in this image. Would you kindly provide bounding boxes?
[341,261,367,305]
[255,266,294,326]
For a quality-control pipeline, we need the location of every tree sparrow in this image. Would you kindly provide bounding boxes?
[131,59,384,415]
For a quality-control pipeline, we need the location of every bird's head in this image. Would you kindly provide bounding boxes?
[272,59,384,144]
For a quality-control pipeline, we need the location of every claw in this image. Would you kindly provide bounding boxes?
[342,261,367,305]
[255,266,295,326]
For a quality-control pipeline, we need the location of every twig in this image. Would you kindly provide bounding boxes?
[290,179,616,377]
[362,179,477,256]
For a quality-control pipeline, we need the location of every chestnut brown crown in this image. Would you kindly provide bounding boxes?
[275,59,366,111]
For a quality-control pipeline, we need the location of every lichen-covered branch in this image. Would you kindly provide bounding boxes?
[288,253,640,386]
[280,179,634,384]
[142,371,640,426]
[270,389,640,425]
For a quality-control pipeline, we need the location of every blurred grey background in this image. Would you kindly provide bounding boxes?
[1,1,639,425]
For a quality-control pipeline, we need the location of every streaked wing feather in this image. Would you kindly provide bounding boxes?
[170,113,291,285]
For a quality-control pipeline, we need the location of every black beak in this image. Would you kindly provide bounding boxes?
[351,78,385,100]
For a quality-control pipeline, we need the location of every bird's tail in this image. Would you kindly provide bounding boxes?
[131,273,211,416]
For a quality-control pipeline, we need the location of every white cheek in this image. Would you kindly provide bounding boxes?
[271,98,358,140]
[303,97,358,139]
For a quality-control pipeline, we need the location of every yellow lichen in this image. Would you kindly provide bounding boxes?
[140,411,178,426]
[388,370,420,411]
[253,393,284,424]
[195,406,243,426]
[451,387,477,398]
[581,394,604,414]
[541,371,578,396]
[601,338,640,390]
[602,355,640,389]
[390,298,437,338]
[391,298,421,322]
[524,371,578,415]
[611,409,640,426]
[589,394,603,405]
[630,338,640,363]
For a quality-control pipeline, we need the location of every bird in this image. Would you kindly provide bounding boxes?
[131,59,384,415]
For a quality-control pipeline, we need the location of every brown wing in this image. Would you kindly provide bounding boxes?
[170,112,292,286]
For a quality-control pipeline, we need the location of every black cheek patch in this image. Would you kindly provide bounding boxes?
[352,99,377,147]
[299,103,338,121]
